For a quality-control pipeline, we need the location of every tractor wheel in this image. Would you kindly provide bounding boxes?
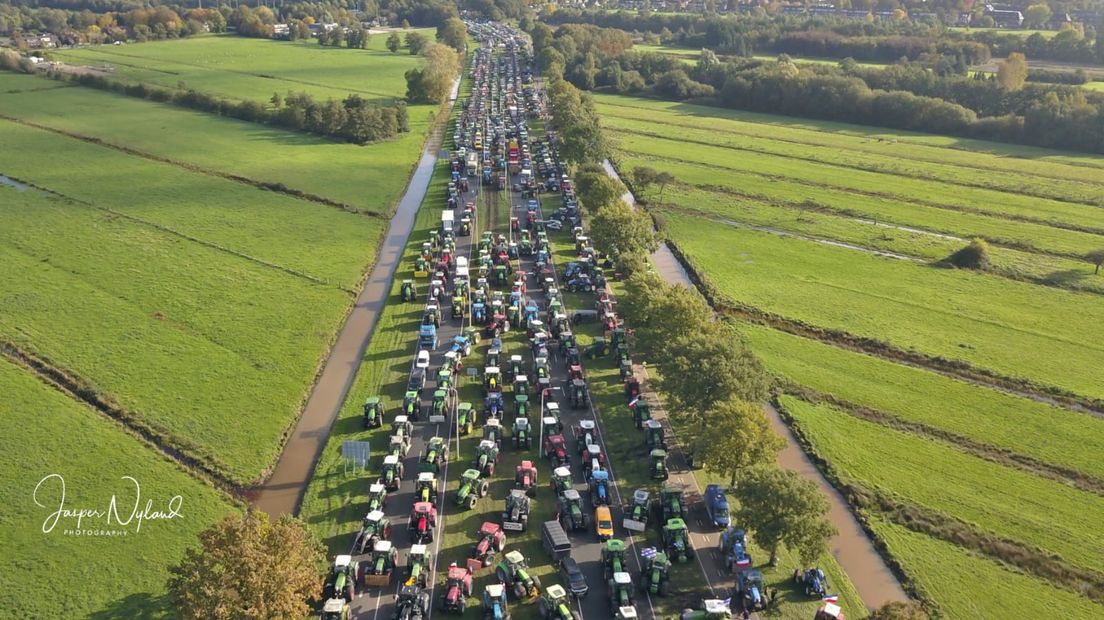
[659,581,669,597]
[537,598,549,619]
[467,496,478,509]
[497,568,509,584]
[478,481,489,497]
[494,537,505,553]
[571,611,582,620]
[531,575,542,590]
[458,598,466,615]
[514,583,527,599]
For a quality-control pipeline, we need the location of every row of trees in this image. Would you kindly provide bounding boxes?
[0,3,226,43]
[404,42,459,103]
[51,69,408,144]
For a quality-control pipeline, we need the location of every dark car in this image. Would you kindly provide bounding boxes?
[560,557,588,598]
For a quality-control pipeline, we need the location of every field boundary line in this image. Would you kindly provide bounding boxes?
[0,112,386,218]
[624,150,1104,238]
[654,233,1104,415]
[783,387,1104,495]
[774,397,1104,606]
[0,339,246,499]
[604,115,1104,205]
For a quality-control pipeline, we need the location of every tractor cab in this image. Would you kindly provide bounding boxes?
[380,455,404,491]
[483,417,504,446]
[572,419,598,454]
[363,396,384,429]
[512,416,532,449]
[367,483,388,512]
[483,583,509,617]
[401,390,419,419]
[409,501,438,544]
[543,433,569,466]
[623,489,650,532]
[570,379,589,409]
[550,466,573,495]
[483,367,502,394]
[456,401,476,435]
[320,598,349,620]
[392,415,413,438]
[474,439,500,476]
[631,399,652,429]
[514,393,530,418]
[415,472,439,505]
[650,449,669,480]
[513,374,529,395]
[506,355,525,381]
[645,419,666,451]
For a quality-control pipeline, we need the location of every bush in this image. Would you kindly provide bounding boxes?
[943,238,992,270]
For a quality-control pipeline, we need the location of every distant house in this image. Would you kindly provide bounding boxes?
[986,5,1024,27]
[273,23,290,35]
[14,33,57,49]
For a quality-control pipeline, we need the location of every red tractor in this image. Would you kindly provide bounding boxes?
[568,364,584,382]
[515,460,539,497]
[409,501,438,545]
[438,565,473,614]
[471,521,507,567]
[543,434,570,467]
[624,377,641,402]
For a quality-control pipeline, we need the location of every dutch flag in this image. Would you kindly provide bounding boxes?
[640,546,657,559]
[822,595,839,604]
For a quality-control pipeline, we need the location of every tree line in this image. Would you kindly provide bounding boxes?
[0,3,226,43]
[31,67,409,144]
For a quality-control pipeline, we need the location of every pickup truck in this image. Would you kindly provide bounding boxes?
[704,484,731,529]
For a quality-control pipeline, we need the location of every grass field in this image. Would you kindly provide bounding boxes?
[51,32,434,104]
[0,357,237,618]
[597,91,1104,617]
[0,71,435,216]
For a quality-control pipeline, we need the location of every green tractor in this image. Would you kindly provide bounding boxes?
[514,393,530,419]
[584,338,608,359]
[403,391,421,420]
[473,439,500,476]
[663,518,695,563]
[421,436,449,474]
[601,539,627,580]
[649,449,669,481]
[323,555,361,602]
[400,279,417,302]
[495,550,542,600]
[607,572,634,613]
[363,540,399,587]
[393,584,431,620]
[455,468,489,510]
[656,484,686,525]
[414,472,439,506]
[630,400,651,429]
[483,418,505,447]
[379,455,404,492]
[569,379,589,410]
[512,416,532,449]
[456,402,476,435]
[319,598,350,620]
[367,483,388,513]
[677,599,731,620]
[452,295,465,320]
[640,551,671,596]
[354,510,392,554]
[536,584,580,620]
[549,466,573,496]
[432,390,450,419]
[363,396,384,429]
[644,420,666,452]
[556,489,588,532]
[623,489,650,533]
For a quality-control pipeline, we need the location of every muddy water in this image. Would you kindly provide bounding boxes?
[603,159,907,610]
[253,119,451,518]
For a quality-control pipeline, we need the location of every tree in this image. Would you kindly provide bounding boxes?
[589,202,657,274]
[943,237,991,270]
[1024,3,1052,28]
[867,601,930,620]
[167,511,326,620]
[997,52,1028,90]
[630,166,658,200]
[654,170,675,204]
[437,17,467,52]
[405,43,459,104]
[574,163,624,213]
[270,92,282,108]
[387,32,402,53]
[656,330,771,427]
[1086,249,1104,275]
[732,467,837,566]
[697,399,786,486]
[406,31,429,55]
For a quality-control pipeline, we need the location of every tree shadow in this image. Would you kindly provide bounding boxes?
[88,591,170,620]
[1041,268,1090,286]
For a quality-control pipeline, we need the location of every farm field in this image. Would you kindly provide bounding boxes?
[0,356,237,619]
[597,92,1104,617]
[51,32,434,104]
[0,71,434,216]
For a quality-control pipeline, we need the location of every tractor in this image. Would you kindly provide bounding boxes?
[569,379,588,409]
[512,416,532,449]
[432,390,450,419]
[323,555,360,602]
[502,489,532,532]
[515,460,538,497]
[439,565,473,614]
[421,437,449,474]
[572,420,598,455]
[379,455,404,492]
[483,583,511,620]
[415,472,439,506]
[657,484,686,524]
[506,355,525,382]
[607,572,634,613]
[663,519,695,563]
[484,367,503,394]
[392,415,414,443]
[557,489,588,532]
[649,449,669,481]
[389,433,411,460]
[614,606,639,620]
[409,501,437,544]
[423,304,441,328]
[795,567,829,598]
[623,489,650,532]
[640,551,671,596]
[456,402,476,435]
[550,466,573,496]
[582,444,605,481]
[537,584,580,620]
[678,599,732,620]
[405,544,432,589]
[471,521,507,566]
[736,568,766,612]
[363,540,398,587]
[367,483,388,513]
[543,433,569,466]
[495,550,542,600]
[455,468,489,509]
[355,510,392,554]
[514,394,530,419]
[400,280,417,302]
[483,418,505,446]
[602,539,627,580]
[452,296,465,320]
[638,417,661,448]
[590,469,611,506]
[485,392,506,419]
[815,603,846,620]
[513,374,530,397]
[393,584,431,620]
[363,396,384,429]
[630,399,651,429]
[320,598,350,620]
[584,338,608,358]
[624,377,641,403]
[542,401,563,433]
[721,527,753,574]
[403,391,421,420]
[473,439,500,477]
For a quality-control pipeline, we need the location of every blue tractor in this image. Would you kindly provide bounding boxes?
[589,469,611,506]
[482,583,510,620]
